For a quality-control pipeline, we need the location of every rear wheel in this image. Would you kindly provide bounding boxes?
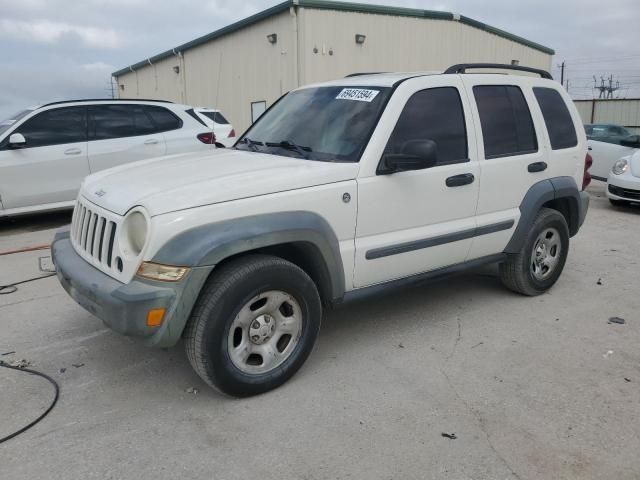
[184,254,322,397]
[499,208,569,296]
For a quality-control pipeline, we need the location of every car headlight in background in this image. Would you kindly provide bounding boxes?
[612,159,629,175]
[137,262,190,282]
[120,209,149,258]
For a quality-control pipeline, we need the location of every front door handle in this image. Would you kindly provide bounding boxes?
[64,148,82,155]
[446,173,475,187]
[528,161,548,173]
[144,138,159,145]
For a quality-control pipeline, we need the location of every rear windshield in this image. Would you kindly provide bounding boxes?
[0,109,34,136]
[200,111,229,124]
[236,86,391,162]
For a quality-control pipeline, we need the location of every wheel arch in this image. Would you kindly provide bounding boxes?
[152,211,346,303]
[505,177,584,254]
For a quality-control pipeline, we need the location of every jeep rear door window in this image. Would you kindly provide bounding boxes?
[473,85,537,159]
[533,87,578,150]
[384,87,468,165]
[90,105,155,140]
[14,107,87,148]
[143,106,183,132]
[237,86,391,162]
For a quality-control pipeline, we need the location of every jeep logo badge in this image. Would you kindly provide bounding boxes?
[95,189,106,197]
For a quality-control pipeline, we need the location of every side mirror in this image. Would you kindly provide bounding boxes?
[378,139,438,174]
[8,133,26,148]
[620,135,640,148]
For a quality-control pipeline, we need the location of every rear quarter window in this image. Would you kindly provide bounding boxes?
[143,106,183,132]
[533,87,578,150]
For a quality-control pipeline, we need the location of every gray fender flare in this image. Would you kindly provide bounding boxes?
[152,211,346,300]
[504,176,584,254]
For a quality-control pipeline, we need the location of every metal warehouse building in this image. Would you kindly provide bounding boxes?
[113,0,555,133]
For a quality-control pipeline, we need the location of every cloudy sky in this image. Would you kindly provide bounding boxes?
[1,0,639,119]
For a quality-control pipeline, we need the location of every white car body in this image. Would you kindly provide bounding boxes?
[587,139,637,181]
[193,108,236,148]
[0,100,216,217]
[607,149,640,203]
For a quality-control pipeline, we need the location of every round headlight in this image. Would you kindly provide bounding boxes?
[612,159,628,175]
[122,211,148,257]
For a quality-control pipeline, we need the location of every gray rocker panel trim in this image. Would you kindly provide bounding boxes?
[152,211,346,300]
[504,176,585,254]
[341,253,507,304]
[365,220,514,260]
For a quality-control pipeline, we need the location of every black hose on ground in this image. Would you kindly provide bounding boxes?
[0,361,60,444]
[0,273,56,295]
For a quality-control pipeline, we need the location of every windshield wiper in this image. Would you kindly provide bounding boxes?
[265,140,312,159]
[238,137,263,152]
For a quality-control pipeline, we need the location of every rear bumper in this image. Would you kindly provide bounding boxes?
[52,230,212,347]
[579,191,590,228]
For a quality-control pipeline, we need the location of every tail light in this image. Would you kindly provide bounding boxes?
[582,152,593,190]
[228,129,236,138]
[197,132,216,144]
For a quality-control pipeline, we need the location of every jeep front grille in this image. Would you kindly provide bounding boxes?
[70,198,121,272]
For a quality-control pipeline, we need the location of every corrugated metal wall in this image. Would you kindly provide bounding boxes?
[116,6,552,133]
[116,11,293,131]
[297,8,551,85]
[574,99,640,134]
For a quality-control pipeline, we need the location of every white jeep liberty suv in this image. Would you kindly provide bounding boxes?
[53,64,591,396]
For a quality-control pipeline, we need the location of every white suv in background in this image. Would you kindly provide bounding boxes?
[193,107,236,147]
[0,99,217,217]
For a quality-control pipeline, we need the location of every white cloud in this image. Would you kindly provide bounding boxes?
[0,19,123,48]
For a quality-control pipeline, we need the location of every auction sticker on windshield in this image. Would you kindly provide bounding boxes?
[336,88,380,102]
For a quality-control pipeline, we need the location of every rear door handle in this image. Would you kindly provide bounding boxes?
[446,173,475,187]
[144,138,159,145]
[64,148,82,155]
[528,161,548,173]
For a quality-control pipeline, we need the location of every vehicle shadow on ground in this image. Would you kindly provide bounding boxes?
[72,268,504,400]
[0,210,72,236]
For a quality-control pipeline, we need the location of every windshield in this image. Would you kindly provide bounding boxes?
[236,86,390,162]
[0,109,34,136]
[200,111,229,124]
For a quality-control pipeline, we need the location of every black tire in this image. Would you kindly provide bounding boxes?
[609,198,629,207]
[184,254,322,397]
[499,208,570,296]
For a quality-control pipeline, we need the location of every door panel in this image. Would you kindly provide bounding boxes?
[462,78,549,260]
[0,106,88,209]
[87,104,167,172]
[353,77,480,288]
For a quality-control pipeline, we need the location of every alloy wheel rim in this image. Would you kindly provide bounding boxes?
[530,227,561,281]
[227,290,303,374]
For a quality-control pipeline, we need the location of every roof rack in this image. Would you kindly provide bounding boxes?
[40,98,174,108]
[344,72,388,78]
[444,63,553,80]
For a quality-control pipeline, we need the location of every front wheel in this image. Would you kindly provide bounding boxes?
[184,255,322,397]
[499,208,570,296]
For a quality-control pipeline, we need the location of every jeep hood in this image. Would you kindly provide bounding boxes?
[82,149,360,216]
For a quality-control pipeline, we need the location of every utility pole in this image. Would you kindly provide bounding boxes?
[565,79,569,93]
[558,61,565,86]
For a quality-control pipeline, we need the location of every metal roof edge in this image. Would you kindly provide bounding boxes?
[112,0,554,78]
[458,15,555,55]
[112,0,291,77]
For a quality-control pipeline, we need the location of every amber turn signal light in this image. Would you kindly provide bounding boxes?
[146,308,166,327]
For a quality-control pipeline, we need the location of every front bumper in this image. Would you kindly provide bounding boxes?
[607,175,640,202]
[52,230,212,347]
